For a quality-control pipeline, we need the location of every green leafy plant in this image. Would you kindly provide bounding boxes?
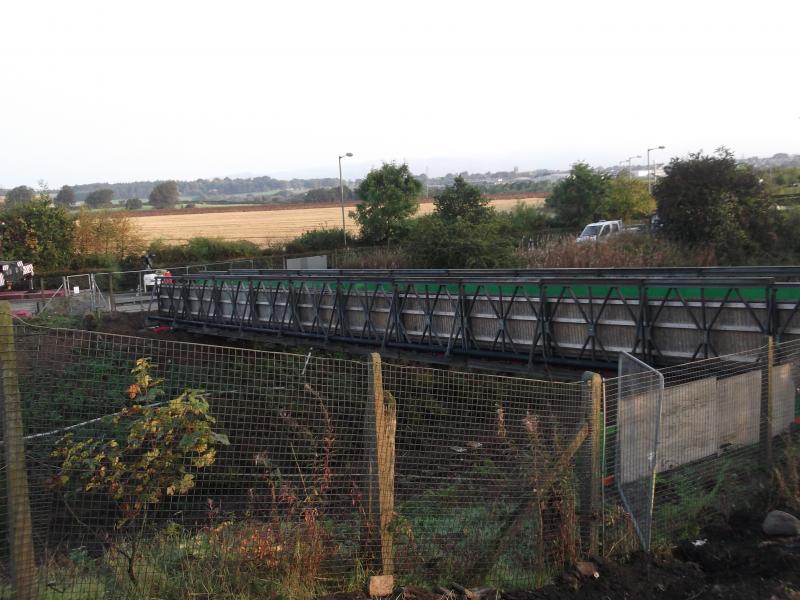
[51,358,229,582]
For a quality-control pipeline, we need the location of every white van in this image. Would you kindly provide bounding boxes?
[576,220,623,243]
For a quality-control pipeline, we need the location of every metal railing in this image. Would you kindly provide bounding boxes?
[150,270,800,369]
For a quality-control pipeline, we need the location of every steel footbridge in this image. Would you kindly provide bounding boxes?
[148,267,800,370]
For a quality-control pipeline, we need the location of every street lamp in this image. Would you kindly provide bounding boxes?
[647,146,665,194]
[626,155,642,178]
[338,153,353,247]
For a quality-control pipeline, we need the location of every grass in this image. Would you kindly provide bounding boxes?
[521,233,717,268]
[0,521,340,600]
[771,438,800,513]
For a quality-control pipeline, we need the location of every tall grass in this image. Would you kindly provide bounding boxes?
[520,233,717,268]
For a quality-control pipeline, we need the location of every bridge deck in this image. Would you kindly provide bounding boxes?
[149,268,800,369]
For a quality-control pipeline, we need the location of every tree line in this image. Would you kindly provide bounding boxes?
[0,175,346,205]
[4,148,797,273]
[3,181,183,210]
[339,149,800,266]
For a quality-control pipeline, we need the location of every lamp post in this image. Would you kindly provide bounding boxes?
[647,145,665,194]
[626,155,642,178]
[338,153,353,247]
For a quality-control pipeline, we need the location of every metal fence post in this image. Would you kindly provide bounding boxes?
[108,273,116,312]
[62,276,71,313]
[89,274,96,311]
[579,371,603,556]
[760,336,774,467]
[0,301,36,600]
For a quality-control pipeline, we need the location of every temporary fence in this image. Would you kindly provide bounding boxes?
[32,248,395,316]
[612,352,663,551]
[1,310,798,598]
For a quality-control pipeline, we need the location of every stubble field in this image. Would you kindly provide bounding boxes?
[129,197,546,246]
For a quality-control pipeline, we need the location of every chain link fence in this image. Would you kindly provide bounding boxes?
[1,317,799,598]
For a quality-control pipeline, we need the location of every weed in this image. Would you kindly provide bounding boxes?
[772,439,800,513]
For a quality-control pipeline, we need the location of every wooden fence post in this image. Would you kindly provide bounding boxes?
[0,301,36,600]
[366,353,396,594]
[760,336,774,467]
[578,371,603,557]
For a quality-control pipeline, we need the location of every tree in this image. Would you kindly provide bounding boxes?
[54,185,76,208]
[654,148,779,263]
[84,188,115,209]
[434,176,491,222]
[73,208,146,261]
[0,197,75,269]
[545,163,609,227]
[125,197,143,210]
[149,181,180,209]
[353,163,421,244]
[602,174,656,221]
[4,185,35,207]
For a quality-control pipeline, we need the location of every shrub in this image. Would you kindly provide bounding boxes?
[495,202,553,244]
[148,237,261,265]
[284,228,358,253]
[404,214,519,268]
[51,358,229,583]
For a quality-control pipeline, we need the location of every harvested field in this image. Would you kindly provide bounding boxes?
[129,196,546,245]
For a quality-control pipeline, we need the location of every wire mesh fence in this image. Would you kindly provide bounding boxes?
[1,316,799,598]
[611,352,663,551]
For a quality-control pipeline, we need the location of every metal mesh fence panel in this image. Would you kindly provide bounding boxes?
[612,352,663,551]
[3,316,798,598]
[603,338,800,553]
[1,321,373,599]
[1,320,601,598]
[381,363,588,590]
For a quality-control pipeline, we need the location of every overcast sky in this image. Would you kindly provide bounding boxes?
[1,0,798,188]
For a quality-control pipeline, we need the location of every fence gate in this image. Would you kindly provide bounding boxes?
[615,352,663,550]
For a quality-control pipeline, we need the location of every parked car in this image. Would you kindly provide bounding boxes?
[576,220,624,243]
